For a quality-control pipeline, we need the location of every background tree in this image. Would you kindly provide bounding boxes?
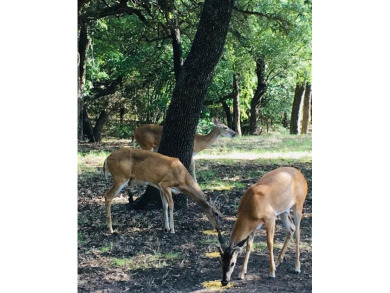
[301,82,312,134]
[131,0,236,210]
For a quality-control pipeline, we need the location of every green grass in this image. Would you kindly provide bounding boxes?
[111,252,181,270]
[101,246,111,253]
[199,134,312,156]
[199,179,246,191]
[78,150,110,175]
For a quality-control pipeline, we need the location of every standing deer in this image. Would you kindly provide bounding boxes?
[102,147,221,234]
[217,167,308,286]
[133,118,236,181]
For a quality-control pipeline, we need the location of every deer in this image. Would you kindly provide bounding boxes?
[133,118,236,182]
[102,147,222,234]
[217,167,308,286]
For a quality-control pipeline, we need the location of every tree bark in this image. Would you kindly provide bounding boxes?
[93,110,109,143]
[232,75,242,136]
[129,0,235,211]
[300,82,312,134]
[249,57,267,134]
[290,82,305,134]
[82,108,95,142]
[170,24,183,80]
[222,100,233,129]
[78,21,90,141]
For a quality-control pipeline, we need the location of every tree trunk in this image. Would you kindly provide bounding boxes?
[282,112,288,128]
[120,106,125,126]
[300,82,312,134]
[170,24,183,80]
[290,82,305,134]
[83,108,95,142]
[129,0,235,211]
[93,110,108,143]
[78,21,90,141]
[222,100,233,129]
[232,74,242,136]
[249,57,267,134]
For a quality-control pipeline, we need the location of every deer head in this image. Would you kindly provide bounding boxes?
[218,231,248,286]
[213,118,236,138]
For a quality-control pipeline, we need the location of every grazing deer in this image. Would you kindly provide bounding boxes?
[217,167,308,286]
[102,148,222,234]
[133,118,236,181]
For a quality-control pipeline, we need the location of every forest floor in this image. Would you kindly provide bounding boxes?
[78,135,312,292]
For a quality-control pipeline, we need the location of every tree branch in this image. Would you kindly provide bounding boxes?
[233,7,290,35]
[80,0,147,23]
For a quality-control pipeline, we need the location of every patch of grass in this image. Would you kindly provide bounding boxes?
[78,150,110,175]
[199,237,219,245]
[100,246,111,253]
[111,252,181,270]
[199,134,312,156]
[199,179,245,191]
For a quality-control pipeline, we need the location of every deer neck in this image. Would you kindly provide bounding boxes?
[194,126,220,153]
[229,215,259,246]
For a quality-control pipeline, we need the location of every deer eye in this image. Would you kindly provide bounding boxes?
[230,262,235,267]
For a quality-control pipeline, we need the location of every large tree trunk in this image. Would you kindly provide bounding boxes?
[300,82,312,134]
[290,82,306,134]
[93,110,109,143]
[249,57,267,134]
[130,0,235,211]
[78,21,90,141]
[232,75,242,136]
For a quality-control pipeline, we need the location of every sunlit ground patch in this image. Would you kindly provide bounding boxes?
[205,251,220,258]
[202,280,233,290]
[201,230,227,236]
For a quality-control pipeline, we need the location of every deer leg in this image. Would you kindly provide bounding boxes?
[190,157,197,183]
[161,186,175,233]
[239,231,255,279]
[292,206,303,273]
[265,217,276,278]
[159,188,170,232]
[276,212,295,267]
[104,180,128,234]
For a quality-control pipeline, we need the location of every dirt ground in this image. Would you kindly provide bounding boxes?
[78,141,312,292]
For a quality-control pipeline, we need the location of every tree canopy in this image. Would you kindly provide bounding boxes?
[78,0,311,140]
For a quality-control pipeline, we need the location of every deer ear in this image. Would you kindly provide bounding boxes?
[214,117,218,124]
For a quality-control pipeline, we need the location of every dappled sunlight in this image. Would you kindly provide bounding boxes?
[205,252,220,258]
[195,151,312,160]
[202,230,227,236]
[202,280,233,290]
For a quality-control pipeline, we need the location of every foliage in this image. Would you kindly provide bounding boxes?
[79,0,311,137]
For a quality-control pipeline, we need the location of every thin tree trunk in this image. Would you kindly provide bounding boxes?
[130,0,235,211]
[93,110,108,142]
[290,82,305,134]
[222,100,233,129]
[232,75,241,136]
[120,106,125,126]
[300,82,312,134]
[78,21,90,141]
[83,107,95,142]
[249,57,267,134]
